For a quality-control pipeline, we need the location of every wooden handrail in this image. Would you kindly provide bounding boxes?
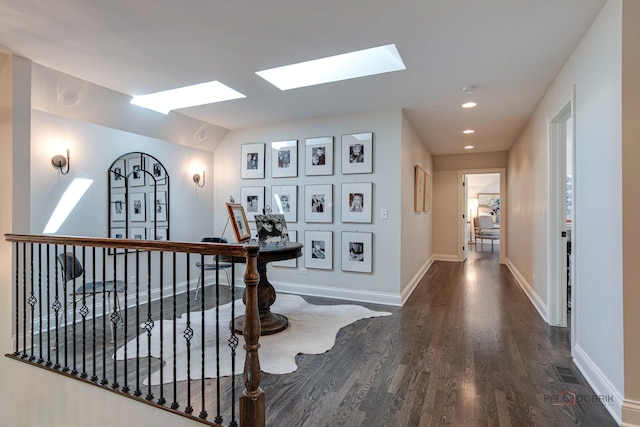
[4,233,258,257]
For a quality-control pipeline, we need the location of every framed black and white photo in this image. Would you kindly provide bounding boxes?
[342,182,372,223]
[304,184,333,223]
[148,227,168,241]
[342,232,373,273]
[271,185,297,222]
[341,132,373,174]
[128,157,146,187]
[305,230,333,270]
[241,186,265,222]
[129,192,146,222]
[305,136,333,176]
[147,157,167,183]
[110,227,126,254]
[148,191,168,222]
[273,230,297,268]
[110,159,126,188]
[255,214,289,245]
[241,143,265,179]
[226,203,252,243]
[271,140,298,178]
[111,193,126,222]
[130,227,146,241]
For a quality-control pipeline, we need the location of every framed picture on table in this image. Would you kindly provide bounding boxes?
[226,203,252,243]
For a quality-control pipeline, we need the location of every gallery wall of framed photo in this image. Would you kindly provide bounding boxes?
[108,152,170,250]
[237,132,377,275]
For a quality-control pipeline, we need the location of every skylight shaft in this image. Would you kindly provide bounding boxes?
[131,81,246,114]
[256,44,406,90]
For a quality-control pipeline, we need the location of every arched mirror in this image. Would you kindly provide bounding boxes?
[108,152,170,248]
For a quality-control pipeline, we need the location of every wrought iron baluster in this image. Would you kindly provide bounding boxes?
[134,250,141,397]
[229,260,238,427]
[91,247,98,382]
[53,245,61,369]
[62,244,69,372]
[46,244,52,366]
[29,243,35,361]
[71,246,78,375]
[80,247,88,378]
[101,247,108,385]
[157,251,166,406]
[214,254,221,424]
[171,252,179,411]
[120,245,127,393]
[111,246,119,390]
[145,252,154,401]
[185,253,193,414]
[199,253,208,420]
[37,243,43,363]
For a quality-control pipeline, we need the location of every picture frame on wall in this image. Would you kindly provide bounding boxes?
[341,182,373,223]
[128,156,146,187]
[272,230,297,268]
[146,157,167,183]
[304,184,333,223]
[271,185,297,222]
[305,136,333,176]
[241,143,265,179]
[148,191,168,222]
[425,171,431,213]
[271,140,298,178]
[149,227,168,241]
[414,165,425,212]
[226,203,252,243]
[342,132,373,174]
[305,230,333,270]
[110,227,126,254]
[129,192,146,222]
[111,193,126,222]
[241,186,265,222]
[342,231,373,273]
[110,159,126,188]
[130,227,146,241]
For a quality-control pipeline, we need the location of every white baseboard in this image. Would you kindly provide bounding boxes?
[272,281,401,307]
[505,258,548,322]
[433,254,458,262]
[622,399,640,426]
[400,256,434,305]
[573,344,623,424]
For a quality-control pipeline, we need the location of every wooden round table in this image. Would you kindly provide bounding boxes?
[231,242,303,335]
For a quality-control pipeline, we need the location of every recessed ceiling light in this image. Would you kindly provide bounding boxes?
[462,102,477,108]
[463,129,475,134]
[464,145,474,150]
[131,81,246,114]
[256,44,406,91]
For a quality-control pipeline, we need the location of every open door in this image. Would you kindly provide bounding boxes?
[462,175,469,261]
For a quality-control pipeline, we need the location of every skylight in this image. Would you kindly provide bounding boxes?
[130,81,246,114]
[43,178,93,234]
[256,44,406,90]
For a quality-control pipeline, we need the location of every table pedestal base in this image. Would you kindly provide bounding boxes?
[232,260,290,336]
[232,312,288,336]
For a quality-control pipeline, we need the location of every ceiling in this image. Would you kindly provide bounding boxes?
[0,0,606,155]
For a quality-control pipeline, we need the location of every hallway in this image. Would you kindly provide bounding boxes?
[261,251,616,426]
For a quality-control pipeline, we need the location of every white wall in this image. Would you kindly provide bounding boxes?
[507,0,624,421]
[213,110,405,305]
[400,114,433,301]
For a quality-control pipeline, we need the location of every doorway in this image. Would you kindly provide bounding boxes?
[458,169,506,265]
[548,89,575,337]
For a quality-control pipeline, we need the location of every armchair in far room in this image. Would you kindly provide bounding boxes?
[473,215,500,251]
[194,237,233,301]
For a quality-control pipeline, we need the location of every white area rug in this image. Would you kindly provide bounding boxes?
[115,293,391,385]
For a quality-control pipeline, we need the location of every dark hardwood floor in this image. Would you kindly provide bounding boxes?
[260,248,617,426]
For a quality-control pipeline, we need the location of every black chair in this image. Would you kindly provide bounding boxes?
[56,252,126,344]
[194,237,233,301]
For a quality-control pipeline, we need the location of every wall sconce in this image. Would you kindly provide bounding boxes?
[193,170,205,187]
[51,149,70,175]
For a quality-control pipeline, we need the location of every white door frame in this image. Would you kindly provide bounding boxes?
[458,168,506,264]
[547,87,576,340]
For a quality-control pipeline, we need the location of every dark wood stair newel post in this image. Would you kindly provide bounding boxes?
[240,246,265,427]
